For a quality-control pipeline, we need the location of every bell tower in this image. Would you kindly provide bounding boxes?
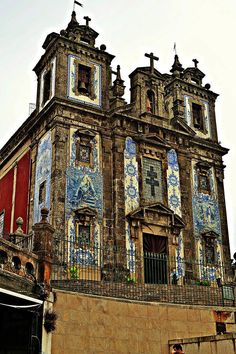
[33,11,115,112]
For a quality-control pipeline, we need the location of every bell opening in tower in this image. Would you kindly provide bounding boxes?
[42,69,52,105]
[78,64,91,94]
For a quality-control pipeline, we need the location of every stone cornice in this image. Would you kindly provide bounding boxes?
[165,77,218,100]
[34,35,115,74]
[0,97,109,167]
[191,137,229,156]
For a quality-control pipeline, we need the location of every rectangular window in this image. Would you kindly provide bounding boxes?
[39,181,46,205]
[43,70,52,104]
[0,211,4,236]
[79,145,91,163]
[198,173,210,194]
[205,238,215,264]
[78,64,91,94]
[76,224,91,245]
[192,103,203,130]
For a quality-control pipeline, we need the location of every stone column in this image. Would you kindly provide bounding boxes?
[33,208,55,291]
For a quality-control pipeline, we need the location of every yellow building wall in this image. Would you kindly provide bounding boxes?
[51,290,236,354]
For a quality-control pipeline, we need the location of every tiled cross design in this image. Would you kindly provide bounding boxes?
[146,166,159,197]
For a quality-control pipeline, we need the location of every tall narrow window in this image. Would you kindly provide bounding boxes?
[78,145,91,163]
[0,211,4,237]
[204,237,215,264]
[198,173,210,194]
[43,70,52,104]
[76,224,91,245]
[192,103,203,130]
[78,64,91,94]
[74,130,95,167]
[146,90,155,114]
[39,181,46,205]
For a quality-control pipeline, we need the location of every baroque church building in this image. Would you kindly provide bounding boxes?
[0,10,232,288]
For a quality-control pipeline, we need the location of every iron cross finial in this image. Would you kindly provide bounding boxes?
[192,59,199,68]
[84,16,91,26]
[145,52,159,75]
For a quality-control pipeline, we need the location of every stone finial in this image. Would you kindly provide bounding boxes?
[112,65,125,98]
[40,208,49,223]
[116,65,122,81]
[170,54,184,77]
[66,11,80,32]
[71,11,78,24]
[15,217,24,235]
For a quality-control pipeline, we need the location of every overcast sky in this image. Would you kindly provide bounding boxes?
[0,0,235,255]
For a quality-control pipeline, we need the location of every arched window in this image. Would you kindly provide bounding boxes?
[12,256,21,271]
[0,250,7,265]
[146,90,155,114]
[25,262,34,275]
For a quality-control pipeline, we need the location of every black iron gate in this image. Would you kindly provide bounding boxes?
[143,233,168,284]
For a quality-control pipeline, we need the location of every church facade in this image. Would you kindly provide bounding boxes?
[0,11,231,286]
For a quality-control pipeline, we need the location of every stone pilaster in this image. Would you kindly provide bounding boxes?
[112,134,126,253]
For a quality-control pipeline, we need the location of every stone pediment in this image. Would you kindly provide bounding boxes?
[74,206,97,222]
[129,67,164,80]
[183,67,205,80]
[136,133,171,148]
[171,117,196,136]
[201,230,219,239]
[128,203,185,230]
[196,160,212,171]
[74,128,96,139]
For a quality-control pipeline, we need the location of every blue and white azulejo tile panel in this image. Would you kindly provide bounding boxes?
[184,95,212,139]
[67,55,102,108]
[34,131,52,223]
[192,162,221,238]
[192,161,223,270]
[167,149,182,217]
[124,137,139,270]
[124,137,140,215]
[66,128,103,264]
[167,149,184,277]
[66,129,103,222]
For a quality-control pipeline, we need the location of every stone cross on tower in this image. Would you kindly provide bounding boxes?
[84,16,91,26]
[192,58,199,68]
[145,52,159,75]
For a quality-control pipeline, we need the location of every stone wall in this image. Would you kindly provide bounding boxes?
[51,290,236,354]
[169,333,236,354]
